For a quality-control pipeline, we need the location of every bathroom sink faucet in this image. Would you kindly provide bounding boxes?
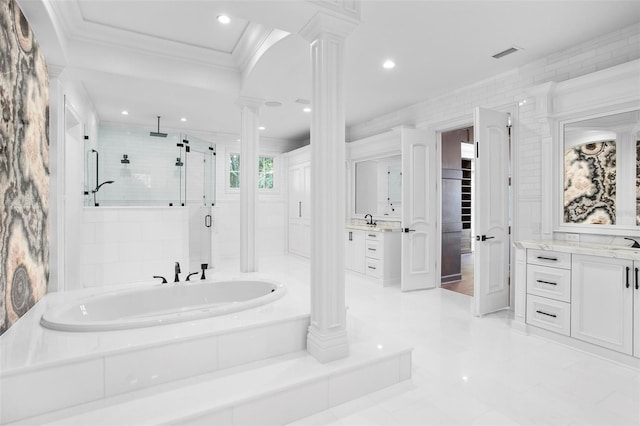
[364,214,376,226]
[174,262,181,282]
[624,237,640,248]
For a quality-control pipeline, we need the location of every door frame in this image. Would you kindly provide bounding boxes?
[423,102,518,309]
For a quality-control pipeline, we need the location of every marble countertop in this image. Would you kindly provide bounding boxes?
[515,239,640,261]
[345,224,401,232]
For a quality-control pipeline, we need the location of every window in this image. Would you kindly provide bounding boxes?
[228,153,275,190]
[258,156,274,189]
[229,153,240,188]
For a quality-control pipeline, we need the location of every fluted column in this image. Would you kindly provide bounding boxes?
[300,12,358,363]
[237,97,263,272]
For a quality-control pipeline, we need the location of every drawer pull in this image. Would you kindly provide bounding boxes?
[367,248,376,251]
[368,234,377,238]
[636,267,639,290]
[537,256,558,261]
[367,266,377,270]
[536,279,557,286]
[536,310,557,318]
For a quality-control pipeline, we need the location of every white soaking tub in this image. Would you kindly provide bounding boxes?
[40,279,286,332]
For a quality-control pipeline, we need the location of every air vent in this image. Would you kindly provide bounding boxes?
[295,98,311,105]
[264,101,282,107]
[492,46,520,59]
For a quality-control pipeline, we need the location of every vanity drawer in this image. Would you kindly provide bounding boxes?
[365,231,381,241]
[365,258,382,278]
[365,240,381,259]
[526,264,571,303]
[527,249,571,269]
[526,295,570,336]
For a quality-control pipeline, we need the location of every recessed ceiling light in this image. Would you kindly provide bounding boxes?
[382,60,395,69]
[303,107,311,113]
[121,110,129,115]
[217,15,230,24]
[236,139,241,142]
[180,117,187,122]
[258,126,266,130]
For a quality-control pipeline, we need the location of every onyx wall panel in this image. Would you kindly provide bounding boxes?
[0,0,49,335]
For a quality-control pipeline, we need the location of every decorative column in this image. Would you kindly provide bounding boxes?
[237,97,264,272]
[300,12,358,363]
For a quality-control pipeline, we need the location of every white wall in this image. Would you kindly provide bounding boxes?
[78,207,189,288]
[213,143,290,263]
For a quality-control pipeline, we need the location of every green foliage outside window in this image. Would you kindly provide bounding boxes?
[229,154,274,189]
[258,156,274,189]
[229,153,240,188]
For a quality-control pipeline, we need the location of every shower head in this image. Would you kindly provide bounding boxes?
[150,116,168,138]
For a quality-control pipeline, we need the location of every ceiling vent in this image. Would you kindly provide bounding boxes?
[295,98,311,105]
[492,46,520,59]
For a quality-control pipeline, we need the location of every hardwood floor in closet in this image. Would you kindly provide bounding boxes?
[441,252,474,296]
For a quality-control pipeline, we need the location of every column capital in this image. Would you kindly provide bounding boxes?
[236,96,265,112]
[299,10,359,42]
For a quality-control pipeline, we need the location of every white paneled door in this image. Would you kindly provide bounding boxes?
[473,107,510,316]
[401,128,436,291]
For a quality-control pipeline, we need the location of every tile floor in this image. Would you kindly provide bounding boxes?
[237,255,640,426]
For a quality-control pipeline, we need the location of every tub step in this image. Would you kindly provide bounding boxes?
[1,315,311,424]
[14,342,412,426]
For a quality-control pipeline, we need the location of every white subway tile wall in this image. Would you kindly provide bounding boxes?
[78,207,189,288]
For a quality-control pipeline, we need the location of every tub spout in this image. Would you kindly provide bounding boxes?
[153,275,167,284]
[186,272,198,281]
[174,262,181,282]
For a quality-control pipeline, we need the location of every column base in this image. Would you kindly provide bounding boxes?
[306,325,349,363]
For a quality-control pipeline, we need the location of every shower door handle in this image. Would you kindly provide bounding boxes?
[205,215,212,228]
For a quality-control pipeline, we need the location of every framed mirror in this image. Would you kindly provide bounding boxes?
[354,155,401,218]
[560,109,640,231]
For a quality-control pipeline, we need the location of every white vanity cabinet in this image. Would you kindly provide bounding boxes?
[525,249,572,336]
[364,230,401,285]
[517,241,640,362]
[571,255,637,356]
[345,228,401,286]
[345,229,365,274]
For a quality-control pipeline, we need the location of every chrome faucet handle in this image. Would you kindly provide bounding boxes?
[186,272,198,281]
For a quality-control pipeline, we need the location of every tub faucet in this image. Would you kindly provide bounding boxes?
[174,262,181,282]
[186,272,198,281]
[153,275,167,284]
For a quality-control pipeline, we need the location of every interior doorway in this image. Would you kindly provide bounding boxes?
[440,126,475,296]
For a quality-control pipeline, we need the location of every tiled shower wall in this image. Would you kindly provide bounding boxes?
[77,207,189,288]
[0,0,49,335]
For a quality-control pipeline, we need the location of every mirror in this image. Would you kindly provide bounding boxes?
[85,125,216,207]
[563,110,640,227]
[354,155,401,218]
